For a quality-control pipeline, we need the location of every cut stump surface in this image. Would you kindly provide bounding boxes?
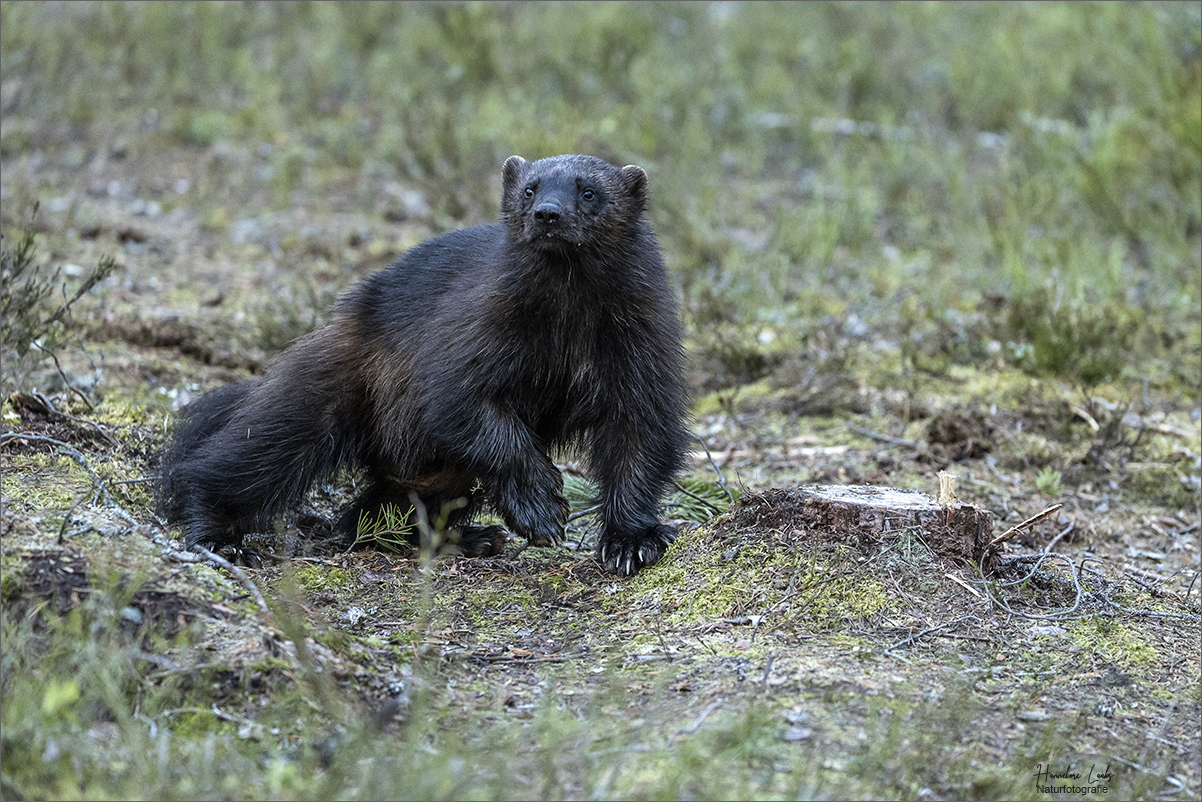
[731,485,999,573]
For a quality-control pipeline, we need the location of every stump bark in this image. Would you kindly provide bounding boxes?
[732,484,999,573]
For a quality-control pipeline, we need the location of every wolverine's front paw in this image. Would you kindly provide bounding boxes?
[184,525,261,567]
[522,514,566,548]
[502,490,569,548]
[598,523,675,576]
[529,491,571,547]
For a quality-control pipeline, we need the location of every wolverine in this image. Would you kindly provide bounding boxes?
[157,154,689,575]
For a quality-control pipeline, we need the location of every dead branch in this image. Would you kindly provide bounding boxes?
[1042,522,1074,553]
[849,424,921,449]
[566,503,602,523]
[23,389,118,447]
[984,552,1086,620]
[29,343,96,411]
[887,615,972,651]
[674,699,721,739]
[672,480,724,514]
[172,547,270,616]
[990,503,1063,546]
[695,434,735,504]
[0,431,135,524]
[945,572,984,600]
[987,553,1202,623]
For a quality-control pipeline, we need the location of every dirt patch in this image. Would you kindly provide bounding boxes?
[3,547,204,638]
[926,408,992,460]
[90,316,262,372]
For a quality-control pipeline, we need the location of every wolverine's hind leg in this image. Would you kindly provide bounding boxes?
[443,523,508,557]
[177,507,266,567]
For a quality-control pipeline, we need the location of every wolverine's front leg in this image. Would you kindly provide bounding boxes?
[444,400,568,548]
[490,451,569,547]
[590,405,688,576]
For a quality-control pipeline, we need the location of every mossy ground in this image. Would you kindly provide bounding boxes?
[2,409,1197,798]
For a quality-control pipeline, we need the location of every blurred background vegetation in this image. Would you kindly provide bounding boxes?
[2,0,1199,394]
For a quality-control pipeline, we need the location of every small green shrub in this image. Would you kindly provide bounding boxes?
[1035,465,1064,497]
[1001,287,1142,384]
[1,221,119,396]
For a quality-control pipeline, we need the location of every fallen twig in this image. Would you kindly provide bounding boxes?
[470,653,577,665]
[695,435,735,505]
[991,504,1063,546]
[30,344,97,412]
[672,480,724,514]
[987,553,1202,623]
[567,503,602,523]
[1,431,135,524]
[759,656,774,694]
[172,547,270,616]
[849,424,921,449]
[1042,522,1074,553]
[28,389,119,447]
[888,618,961,651]
[945,572,984,600]
[674,699,721,739]
[984,552,1086,620]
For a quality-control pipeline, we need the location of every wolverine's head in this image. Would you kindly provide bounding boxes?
[500,154,649,251]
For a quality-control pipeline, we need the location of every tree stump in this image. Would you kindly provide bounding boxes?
[731,485,999,573]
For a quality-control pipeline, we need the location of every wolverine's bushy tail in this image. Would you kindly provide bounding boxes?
[153,328,365,550]
[155,380,258,523]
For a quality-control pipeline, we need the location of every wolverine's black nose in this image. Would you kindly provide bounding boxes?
[533,202,561,224]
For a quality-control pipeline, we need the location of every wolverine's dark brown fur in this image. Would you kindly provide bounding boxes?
[156,154,689,575]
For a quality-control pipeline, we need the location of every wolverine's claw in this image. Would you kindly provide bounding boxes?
[597,523,676,576]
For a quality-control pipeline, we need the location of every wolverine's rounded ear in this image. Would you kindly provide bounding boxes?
[503,155,528,190]
[620,164,648,209]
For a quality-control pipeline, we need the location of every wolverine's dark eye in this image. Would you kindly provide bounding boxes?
[524,186,535,199]
[581,188,595,201]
